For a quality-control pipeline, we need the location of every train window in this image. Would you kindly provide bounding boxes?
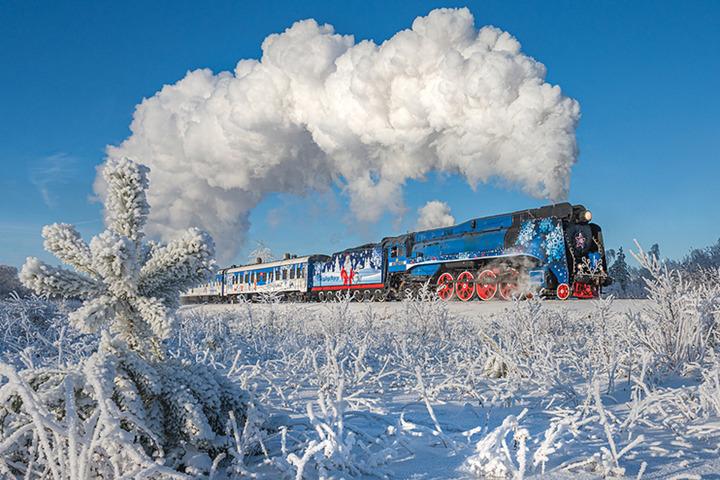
[390,246,397,258]
[290,268,295,280]
[283,269,288,280]
[251,273,255,283]
[269,271,274,282]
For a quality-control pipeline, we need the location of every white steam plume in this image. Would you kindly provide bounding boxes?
[101,8,580,263]
[417,201,456,230]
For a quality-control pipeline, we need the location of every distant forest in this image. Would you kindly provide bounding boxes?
[606,238,720,298]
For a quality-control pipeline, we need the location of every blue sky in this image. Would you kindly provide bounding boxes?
[1,0,719,270]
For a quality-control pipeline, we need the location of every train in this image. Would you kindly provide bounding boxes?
[181,203,611,303]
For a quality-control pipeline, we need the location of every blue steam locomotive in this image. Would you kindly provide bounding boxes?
[181,203,610,303]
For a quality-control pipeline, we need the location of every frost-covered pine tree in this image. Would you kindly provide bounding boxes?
[3,158,258,477]
[608,247,630,297]
[20,157,214,360]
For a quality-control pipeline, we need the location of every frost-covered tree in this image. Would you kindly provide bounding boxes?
[20,158,215,360]
[608,247,630,296]
[3,158,258,477]
[648,243,661,262]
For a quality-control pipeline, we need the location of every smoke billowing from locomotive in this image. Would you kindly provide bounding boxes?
[100,8,581,263]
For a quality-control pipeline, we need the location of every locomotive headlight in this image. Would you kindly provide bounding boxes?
[583,210,592,222]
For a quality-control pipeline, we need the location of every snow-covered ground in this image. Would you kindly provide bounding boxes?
[249,296,648,318]
[2,291,719,479]
[168,295,719,479]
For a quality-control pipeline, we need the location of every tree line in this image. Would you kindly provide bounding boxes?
[606,238,720,297]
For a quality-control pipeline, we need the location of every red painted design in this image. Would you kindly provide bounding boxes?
[340,255,356,286]
[312,283,384,292]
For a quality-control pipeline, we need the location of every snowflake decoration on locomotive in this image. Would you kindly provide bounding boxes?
[514,218,566,263]
[515,221,537,246]
[542,223,566,263]
[513,217,570,284]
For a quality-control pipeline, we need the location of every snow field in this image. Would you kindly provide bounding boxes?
[167,280,719,479]
[2,257,720,479]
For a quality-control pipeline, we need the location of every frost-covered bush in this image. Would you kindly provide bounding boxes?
[2,158,258,478]
[0,294,90,369]
[0,356,185,480]
[628,241,720,375]
[465,409,530,479]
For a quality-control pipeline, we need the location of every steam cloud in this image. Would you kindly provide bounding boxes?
[101,8,580,263]
[417,201,456,230]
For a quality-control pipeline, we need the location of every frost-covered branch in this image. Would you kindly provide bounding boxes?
[139,228,216,308]
[100,157,150,246]
[20,258,104,299]
[41,223,97,279]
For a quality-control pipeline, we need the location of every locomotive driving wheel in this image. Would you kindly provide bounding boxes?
[499,268,520,300]
[476,269,497,301]
[456,271,475,301]
[436,272,454,300]
[556,283,570,300]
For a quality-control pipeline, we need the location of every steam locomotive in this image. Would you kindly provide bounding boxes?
[181,203,610,303]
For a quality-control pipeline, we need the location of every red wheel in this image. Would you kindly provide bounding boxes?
[499,268,520,300]
[437,272,454,300]
[557,283,570,300]
[456,271,475,301]
[476,270,497,301]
